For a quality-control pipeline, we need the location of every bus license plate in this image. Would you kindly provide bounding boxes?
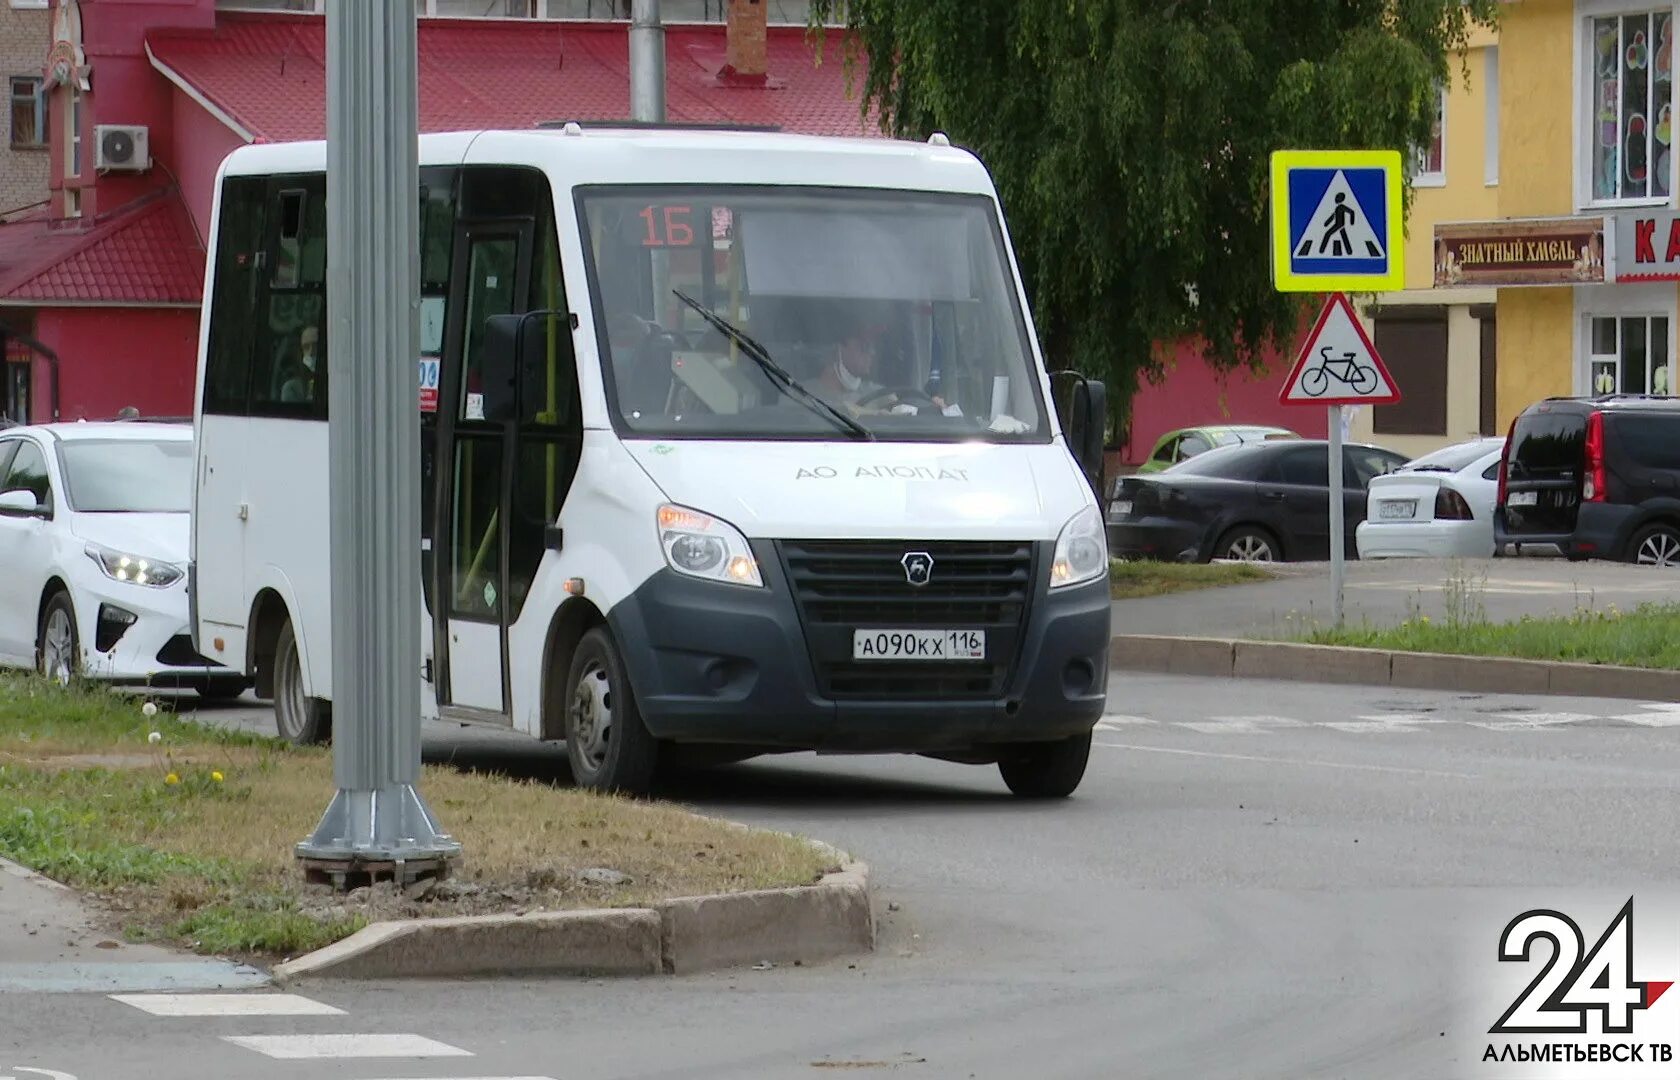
[853,629,986,661]
[1378,499,1416,520]
[1507,491,1538,507]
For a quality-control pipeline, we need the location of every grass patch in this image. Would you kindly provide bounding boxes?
[1305,601,1680,669]
[1109,558,1274,600]
[0,673,834,960]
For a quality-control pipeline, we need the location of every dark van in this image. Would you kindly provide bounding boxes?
[1494,396,1680,565]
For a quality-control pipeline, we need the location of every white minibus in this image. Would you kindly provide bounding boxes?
[190,125,1112,797]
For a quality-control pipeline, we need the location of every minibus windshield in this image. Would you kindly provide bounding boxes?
[579,187,1050,442]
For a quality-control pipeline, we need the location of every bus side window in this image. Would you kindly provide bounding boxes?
[202,176,268,416]
[251,178,329,418]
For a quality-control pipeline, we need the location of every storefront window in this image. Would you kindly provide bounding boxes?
[1590,10,1675,202]
[1589,314,1670,395]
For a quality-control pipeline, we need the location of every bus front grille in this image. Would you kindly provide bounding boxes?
[778,539,1036,700]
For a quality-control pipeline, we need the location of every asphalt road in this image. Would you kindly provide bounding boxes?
[1114,555,1680,638]
[6,674,1679,1079]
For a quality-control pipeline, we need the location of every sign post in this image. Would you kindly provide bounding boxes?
[1270,150,1405,629]
[297,0,459,886]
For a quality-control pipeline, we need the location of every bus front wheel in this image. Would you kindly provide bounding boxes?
[997,731,1091,799]
[564,627,660,795]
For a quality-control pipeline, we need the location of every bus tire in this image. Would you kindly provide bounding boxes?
[564,627,659,795]
[273,619,331,745]
[997,731,1091,799]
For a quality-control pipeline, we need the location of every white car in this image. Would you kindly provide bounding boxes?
[1356,437,1506,559]
[0,421,247,696]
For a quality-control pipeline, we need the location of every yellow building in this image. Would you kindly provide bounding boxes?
[1354,1,1680,454]
[1347,23,1503,457]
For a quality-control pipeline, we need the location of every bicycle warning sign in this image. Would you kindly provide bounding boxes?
[1278,292,1401,406]
[1271,149,1405,292]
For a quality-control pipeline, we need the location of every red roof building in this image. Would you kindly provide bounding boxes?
[0,0,875,423]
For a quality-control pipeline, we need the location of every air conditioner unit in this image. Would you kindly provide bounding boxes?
[95,125,150,172]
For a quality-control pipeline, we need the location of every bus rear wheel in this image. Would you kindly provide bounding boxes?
[564,627,659,795]
[273,620,331,745]
[997,731,1092,799]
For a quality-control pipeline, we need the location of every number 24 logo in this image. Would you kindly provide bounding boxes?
[1491,899,1671,1035]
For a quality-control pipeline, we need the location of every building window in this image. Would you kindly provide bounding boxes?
[1484,47,1500,186]
[1588,315,1670,395]
[65,85,81,178]
[1372,312,1449,436]
[64,187,80,219]
[1413,83,1446,187]
[1588,10,1674,203]
[9,77,43,149]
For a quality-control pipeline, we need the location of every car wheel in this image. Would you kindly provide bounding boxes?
[1628,523,1680,567]
[1214,525,1281,563]
[564,627,660,795]
[36,591,78,688]
[997,731,1092,799]
[273,619,331,744]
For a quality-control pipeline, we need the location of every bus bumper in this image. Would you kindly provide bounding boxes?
[607,564,1111,753]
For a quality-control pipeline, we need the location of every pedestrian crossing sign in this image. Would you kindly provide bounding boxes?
[1270,149,1405,293]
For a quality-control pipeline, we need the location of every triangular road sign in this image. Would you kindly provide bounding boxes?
[1278,293,1402,406]
[1292,171,1386,261]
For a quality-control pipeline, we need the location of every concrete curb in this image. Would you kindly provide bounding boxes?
[272,858,873,982]
[1111,634,1680,701]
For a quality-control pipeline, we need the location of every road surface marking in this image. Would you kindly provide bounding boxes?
[1318,714,1449,734]
[1611,712,1680,727]
[1467,712,1598,731]
[1096,715,1157,730]
[1096,741,1480,779]
[1179,715,1307,735]
[111,992,343,1016]
[223,1035,473,1059]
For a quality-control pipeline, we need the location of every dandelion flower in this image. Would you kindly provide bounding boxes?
[211,771,224,783]
[142,702,158,718]
[147,731,162,745]
[164,772,180,786]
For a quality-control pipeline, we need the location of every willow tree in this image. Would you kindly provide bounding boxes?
[807,0,1499,430]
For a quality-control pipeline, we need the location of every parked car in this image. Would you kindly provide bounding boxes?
[1495,395,1680,565]
[1134,424,1299,474]
[0,421,248,695]
[1107,439,1410,562]
[1356,437,1506,559]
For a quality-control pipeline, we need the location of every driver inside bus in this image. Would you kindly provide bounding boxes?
[813,322,949,416]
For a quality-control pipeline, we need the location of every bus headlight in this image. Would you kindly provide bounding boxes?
[1050,506,1108,589]
[657,504,763,587]
[86,543,184,588]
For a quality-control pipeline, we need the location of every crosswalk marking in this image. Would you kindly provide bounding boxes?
[1088,703,1680,739]
[1179,715,1307,735]
[1096,715,1157,730]
[111,992,343,1017]
[223,1034,473,1060]
[1466,712,1599,732]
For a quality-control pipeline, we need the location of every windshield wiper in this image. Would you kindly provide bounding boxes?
[670,289,873,442]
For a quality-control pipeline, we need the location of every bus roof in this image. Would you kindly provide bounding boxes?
[219,127,999,197]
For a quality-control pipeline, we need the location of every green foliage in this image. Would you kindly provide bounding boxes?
[1108,557,1272,599]
[807,0,1500,418]
[1306,602,1680,669]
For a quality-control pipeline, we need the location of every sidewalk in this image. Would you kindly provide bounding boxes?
[0,858,265,993]
[1110,557,1680,639]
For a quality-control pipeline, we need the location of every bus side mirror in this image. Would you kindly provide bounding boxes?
[1052,372,1107,499]
[479,315,523,424]
[479,311,571,425]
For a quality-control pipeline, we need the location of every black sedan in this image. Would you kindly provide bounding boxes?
[1106,440,1411,562]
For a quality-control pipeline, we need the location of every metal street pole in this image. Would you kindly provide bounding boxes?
[1328,402,1345,630]
[630,0,666,122]
[298,0,459,886]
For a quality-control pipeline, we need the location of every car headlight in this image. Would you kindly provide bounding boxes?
[657,504,762,587]
[1051,505,1108,589]
[85,543,183,588]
